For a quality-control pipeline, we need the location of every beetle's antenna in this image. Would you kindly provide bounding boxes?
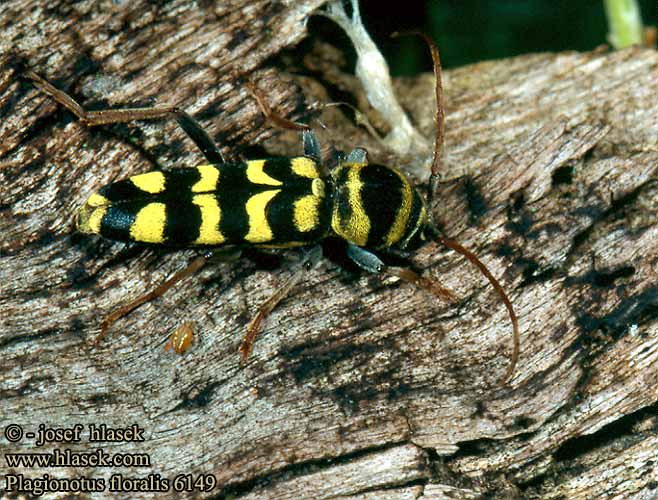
[392,31,444,206]
[397,31,519,383]
[431,229,520,383]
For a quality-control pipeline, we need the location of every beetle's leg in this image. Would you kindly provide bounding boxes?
[346,243,456,302]
[323,101,385,146]
[386,266,457,302]
[24,70,225,164]
[346,243,385,273]
[97,248,242,345]
[245,79,309,132]
[344,147,368,164]
[239,246,323,364]
[302,129,322,161]
[245,80,323,163]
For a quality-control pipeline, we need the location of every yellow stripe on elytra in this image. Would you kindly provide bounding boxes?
[244,190,279,243]
[130,171,166,194]
[246,160,282,186]
[87,207,107,234]
[291,157,319,178]
[384,169,413,246]
[77,205,107,234]
[192,165,220,193]
[86,193,109,207]
[192,194,225,244]
[293,195,321,232]
[129,203,166,243]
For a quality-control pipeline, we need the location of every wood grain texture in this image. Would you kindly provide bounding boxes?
[1,1,658,499]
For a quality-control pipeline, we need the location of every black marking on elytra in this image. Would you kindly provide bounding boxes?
[268,189,308,243]
[268,169,330,244]
[164,200,202,244]
[100,178,149,202]
[100,166,202,202]
[100,202,140,241]
[217,163,252,242]
[269,189,297,242]
[263,157,308,181]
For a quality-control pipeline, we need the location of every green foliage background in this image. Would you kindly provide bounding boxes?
[351,0,657,74]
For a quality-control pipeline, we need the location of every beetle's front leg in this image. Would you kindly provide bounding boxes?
[346,243,456,302]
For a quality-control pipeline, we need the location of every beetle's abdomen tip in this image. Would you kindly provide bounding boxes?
[76,194,110,234]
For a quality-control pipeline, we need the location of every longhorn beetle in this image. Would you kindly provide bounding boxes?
[24,34,520,382]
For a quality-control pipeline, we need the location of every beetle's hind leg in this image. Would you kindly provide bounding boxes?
[239,246,323,364]
[346,243,456,302]
[97,248,242,345]
[24,70,225,164]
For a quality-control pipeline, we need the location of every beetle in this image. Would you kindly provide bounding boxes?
[23,34,519,382]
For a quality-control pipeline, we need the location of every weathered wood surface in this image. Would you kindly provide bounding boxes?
[2,1,658,499]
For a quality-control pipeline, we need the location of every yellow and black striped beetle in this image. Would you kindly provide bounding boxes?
[24,34,519,382]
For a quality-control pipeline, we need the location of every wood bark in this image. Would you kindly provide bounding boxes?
[1,1,658,499]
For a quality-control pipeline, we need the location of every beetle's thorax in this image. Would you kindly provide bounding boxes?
[328,162,428,251]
